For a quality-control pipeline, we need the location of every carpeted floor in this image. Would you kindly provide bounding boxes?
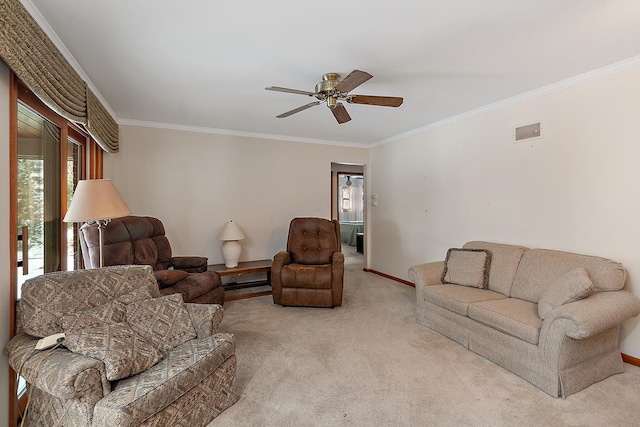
[212,246,640,426]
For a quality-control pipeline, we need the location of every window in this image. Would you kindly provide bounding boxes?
[10,74,102,424]
[15,92,87,292]
[341,186,351,212]
[337,173,363,222]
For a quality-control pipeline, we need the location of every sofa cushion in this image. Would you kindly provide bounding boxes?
[511,249,626,303]
[20,265,160,338]
[133,238,160,266]
[61,301,126,331]
[468,298,542,345]
[126,294,197,354]
[538,268,594,320]
[281,264,333,289]
[423,284,507,316]
[93,334,236,426]
[63,321,163,381]
[60,287,154,331]
[463,241,528,295]
[154,270,189,288]
[158,271,220,301]
[441,248,491,288]
[287,218,339,265]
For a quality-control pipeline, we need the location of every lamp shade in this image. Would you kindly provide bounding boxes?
[218,220,246,241]
[63,179,131,223]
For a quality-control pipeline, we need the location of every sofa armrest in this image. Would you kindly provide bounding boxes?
[408,261,445,287]
[6,334,110,403]
[171,256,208,273]
[185,303,224,337]
[542,290,640,340]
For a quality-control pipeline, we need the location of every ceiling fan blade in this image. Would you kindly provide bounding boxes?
[276,101,322,118]
[266,86,316,97]
[348,94,403,107]
[335,70,373,93]
[331,103,351,124]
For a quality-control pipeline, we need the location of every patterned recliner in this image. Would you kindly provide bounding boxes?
[5,265,238,426]
[79,215,225,305]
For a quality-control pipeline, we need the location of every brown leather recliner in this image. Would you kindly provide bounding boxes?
[79,215,225,304]
[272,217,344,307]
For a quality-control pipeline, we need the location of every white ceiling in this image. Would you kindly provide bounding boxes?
[24,0,640,146]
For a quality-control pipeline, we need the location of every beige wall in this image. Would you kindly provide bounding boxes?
[104,125,369,264]
[0,61,11,422]
[369,63,640,357]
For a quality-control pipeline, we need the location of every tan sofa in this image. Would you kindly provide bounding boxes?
[6,265,238,426]
[408,241,640,397]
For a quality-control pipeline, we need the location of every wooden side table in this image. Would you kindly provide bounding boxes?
[208,260,272,301]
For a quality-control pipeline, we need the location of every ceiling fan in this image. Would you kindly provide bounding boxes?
[265,70,403,124]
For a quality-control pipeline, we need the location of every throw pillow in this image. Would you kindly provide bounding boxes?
[441,248,492,288]
[60,300,127,331]
[538,267,594,320]
[125,293,197,354]
[62,322,163,381]
[154,269,189,288]
[59,287,155,331]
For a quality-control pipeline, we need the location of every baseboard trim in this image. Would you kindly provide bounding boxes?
[622,353,640,367]
[363,269,415,287]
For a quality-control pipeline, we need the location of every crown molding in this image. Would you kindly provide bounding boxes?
[373,55,640,147]
[117,119,367,148]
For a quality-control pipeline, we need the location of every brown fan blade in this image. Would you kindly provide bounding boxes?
[276,101,322,118]
[331,103,351,124]
[334,70,373,93]
[348,94,403,107]
[266,86,316,97]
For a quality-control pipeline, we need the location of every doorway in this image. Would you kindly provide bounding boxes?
[331,163,365,265]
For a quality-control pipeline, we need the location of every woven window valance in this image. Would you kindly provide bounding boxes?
[0,0,119,152]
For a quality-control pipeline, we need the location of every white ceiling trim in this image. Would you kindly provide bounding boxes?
[373,54,640,148]
[117,118,366,148]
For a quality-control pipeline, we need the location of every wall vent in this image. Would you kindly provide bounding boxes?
[514,122,542,142]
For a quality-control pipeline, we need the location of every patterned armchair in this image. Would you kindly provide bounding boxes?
[272,217,344,307]
[5,265,238,426]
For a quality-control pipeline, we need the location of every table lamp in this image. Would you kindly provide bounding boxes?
[218,220,246,268]
[63,179,131,267]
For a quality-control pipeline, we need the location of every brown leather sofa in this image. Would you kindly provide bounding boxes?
[79,215,225,304]
[272,217,344,307]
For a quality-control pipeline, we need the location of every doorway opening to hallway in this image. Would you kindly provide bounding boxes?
[331,163,365,267]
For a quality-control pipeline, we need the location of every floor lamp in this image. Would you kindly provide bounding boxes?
[63,179,131,268]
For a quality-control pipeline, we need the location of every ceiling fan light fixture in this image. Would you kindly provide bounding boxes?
[266,70,402,124]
